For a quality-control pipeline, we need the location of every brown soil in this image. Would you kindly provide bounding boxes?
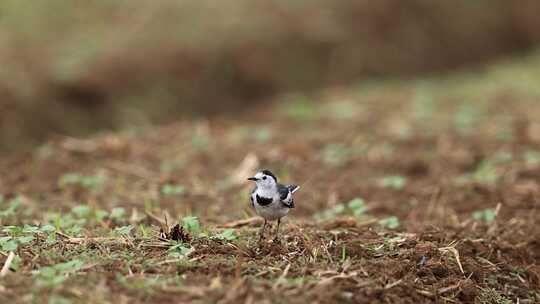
[1,90,540,303]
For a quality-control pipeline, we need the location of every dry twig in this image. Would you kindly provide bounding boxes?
[0,252,15,277]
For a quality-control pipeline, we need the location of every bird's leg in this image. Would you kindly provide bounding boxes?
[259,219,267,241]
[273,218,281,242]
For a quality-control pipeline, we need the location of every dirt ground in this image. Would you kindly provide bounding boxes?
[1,63,540,303]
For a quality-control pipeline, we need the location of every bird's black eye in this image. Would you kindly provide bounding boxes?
[262,176,267,180]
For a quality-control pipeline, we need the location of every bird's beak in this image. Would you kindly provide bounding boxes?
[247,177,258,181]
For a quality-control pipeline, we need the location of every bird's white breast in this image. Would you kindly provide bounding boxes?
[254,199,290,220]
[253,186,289,220]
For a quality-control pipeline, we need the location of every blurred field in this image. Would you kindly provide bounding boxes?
[2,0,540,153]
[2,2,540,303]
[1,49,540,302]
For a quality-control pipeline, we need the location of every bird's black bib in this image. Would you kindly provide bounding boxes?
[255,194,273,206]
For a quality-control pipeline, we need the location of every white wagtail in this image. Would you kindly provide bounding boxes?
[247,170,300,241]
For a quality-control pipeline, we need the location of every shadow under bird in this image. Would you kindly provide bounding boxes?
[247,170,300,241]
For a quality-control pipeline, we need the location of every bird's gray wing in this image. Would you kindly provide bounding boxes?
[277,184,295,208]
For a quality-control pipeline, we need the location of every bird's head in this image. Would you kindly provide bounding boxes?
[247,169,277,189]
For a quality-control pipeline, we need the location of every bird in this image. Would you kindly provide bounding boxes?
[247,169,300,242]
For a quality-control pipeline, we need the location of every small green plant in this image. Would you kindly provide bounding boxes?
[379,175,407,190]
[0,196,22,220]
[58,173,106,192]
[191,124,212,150]
[456,157,503,185]
[285,98,317,121]
[182,216,201,235]
[314,198,369,221]
[168,242,193,259]
[161,184,186,196]
[36,259,85,287]
[110,207,126,220]
[348,198,368,218]
[253,127,272,142]
[321,144,350,167]
[454,104,481,134]
[213,229,236,241]
[378,216,400,229]
[524,149,540,165]
[473,161,499,183]
[44,205,130,236]
[113,225,134,236]
[472,208,496,223]
[1,224,56,251]
[474,287,512,304]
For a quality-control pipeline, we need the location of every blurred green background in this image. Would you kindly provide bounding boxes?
[1,0,540,154]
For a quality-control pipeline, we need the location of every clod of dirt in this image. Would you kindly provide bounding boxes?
[162,224,191,243]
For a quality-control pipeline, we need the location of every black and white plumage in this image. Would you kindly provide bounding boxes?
[247,169,300,241]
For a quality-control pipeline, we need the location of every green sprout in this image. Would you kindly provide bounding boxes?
[113,225,134,236]
[378,216,400,229]
[161,184,186,196]
[321,144,350,167]
[0,196,22,220]
[472,208,496,223]
[213,229,236,241]
[58,173,106,192]
[36,260,85,288]
[168,243,193,259]
[379,175,407,190]
[314,198,369,220]
[182,216,201,235]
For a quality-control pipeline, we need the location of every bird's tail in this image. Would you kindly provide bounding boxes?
[288,185,300,194]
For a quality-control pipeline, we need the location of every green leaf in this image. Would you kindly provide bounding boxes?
[285,98,317,121]
[22,225,40,234]
[182,216,201,234]
[55,260,84,273]
[524,150,540,165]
[473,161,499,183]
[378,216,400,229]
[168,243,193,258]
[321,144,350,167]
[0,236,12,245]
[332,204,345,215]
[71,205,91,218]
[214,229,236,241]
[2,226,22,235]
[59,173,106,192]
[94,210,108,222]
[110,207,126,219]
[253,127,272,142]
[45,233,57,245]
[114,225,134,236]
[39,225,56,233]
[380,176,407,190]
[472,208,496,222]
[347,198,365,210]
[348,198,368,218]
[2,240,18,251]
[10,255,21,271]
[17,235,35,245]
[37,259,84,287]
[0,197,21,219]
[161,184,186,196]
[58,173,82,187]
